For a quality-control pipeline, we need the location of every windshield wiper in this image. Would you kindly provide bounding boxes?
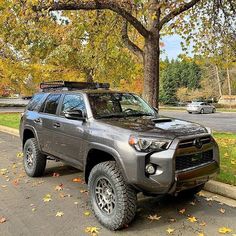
[96,113,126,119]
[125,112,153,117]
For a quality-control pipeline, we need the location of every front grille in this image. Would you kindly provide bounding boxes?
[176,150,213,171]
[178,136,211,149]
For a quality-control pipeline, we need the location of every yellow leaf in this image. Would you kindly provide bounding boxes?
[188,216,197,223]
[199,221,206,226]
[17,152,23,158]
[32,208,36,212]
[84,211,91,216]
[147,214,161,221]
[198,233,205,236]
[56,211,64,217]
[218,227,232,234]
[43,194,52,202]
[85,226,100,235]
[166,228,175,234]
[230,160,236,165]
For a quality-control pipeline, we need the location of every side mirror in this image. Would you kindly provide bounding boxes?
[64,109,86,121]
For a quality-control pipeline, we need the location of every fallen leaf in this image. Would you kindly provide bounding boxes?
[197,191,205,197]
[147,214,161,221]
[1,185,7,188]
[224,152,229,157]
[166,228,175,234]
[188,216,197,223]
[0,217,6,223]
[85,226,100,235]
[198,233,205,236]
[32,208,36,212]
[199,222,207,227]
[218,227,232,234]
[12,179,19,186]
[52,173,60,177]
[55,184,63,191]
[219,208,225,214]
[206,197,213,201]
[84,211,91,216]
[56,211,64,217]
[80,189,88,193]
[74,201,79,205]
[17,152,23,158]
[43,194,52,202]
[168,218,176,222]
[190,201,196,206]
[72,178,83,183]
[179,208,186,214]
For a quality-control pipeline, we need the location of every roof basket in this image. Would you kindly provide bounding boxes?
[40,81,110,92]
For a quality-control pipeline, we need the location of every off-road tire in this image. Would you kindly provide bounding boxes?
[23,138,46,177]
[88,161,137,230]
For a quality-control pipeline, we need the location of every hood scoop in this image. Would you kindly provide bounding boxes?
[152,118,172,123]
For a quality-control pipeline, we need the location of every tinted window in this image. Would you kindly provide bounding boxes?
[26,93,46,111]
[61,94,85,115]
[43,94,61,114]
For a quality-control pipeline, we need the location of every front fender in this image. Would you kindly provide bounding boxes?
[85,142,128,181]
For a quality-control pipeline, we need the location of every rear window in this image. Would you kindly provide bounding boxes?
[42,94,61,115]
[26,93,47,111]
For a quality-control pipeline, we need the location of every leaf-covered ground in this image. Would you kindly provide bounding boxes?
[0,132,236,236]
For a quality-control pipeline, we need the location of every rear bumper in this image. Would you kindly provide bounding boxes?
[125,134,220,195]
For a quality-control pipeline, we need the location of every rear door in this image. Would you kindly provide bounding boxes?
[38,94,62,156]
[52,93,87,167]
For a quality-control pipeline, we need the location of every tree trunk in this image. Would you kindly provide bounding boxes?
[85,68,94,83]
[226,66,232,109]
[215,65,222,98]
[142,34,159,108]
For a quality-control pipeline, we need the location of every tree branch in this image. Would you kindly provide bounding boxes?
[35,0,150,38]
[121,21,143,61]
[159,0,201,28]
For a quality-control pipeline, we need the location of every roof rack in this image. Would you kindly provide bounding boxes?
[40,81,110,92]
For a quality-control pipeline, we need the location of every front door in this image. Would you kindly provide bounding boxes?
[53,93,87,168]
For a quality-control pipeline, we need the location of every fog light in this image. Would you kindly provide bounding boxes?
[145,164,156,175]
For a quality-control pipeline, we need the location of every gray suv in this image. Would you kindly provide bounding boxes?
[20,81,220,230]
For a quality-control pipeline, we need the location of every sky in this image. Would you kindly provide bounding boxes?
[161,34,192,60]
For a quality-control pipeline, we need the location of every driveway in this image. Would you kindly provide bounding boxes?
[0,132,236,236]
[160,110,236,133]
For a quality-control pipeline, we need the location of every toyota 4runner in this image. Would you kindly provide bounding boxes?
[20,81,220,230]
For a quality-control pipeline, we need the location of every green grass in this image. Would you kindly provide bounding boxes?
[0,113,21,129]
[0,113,235,185]
[213,132,236,186]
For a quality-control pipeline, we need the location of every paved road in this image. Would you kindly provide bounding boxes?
[0,98,29,105]
[160,110,236,133]
[0,132,236,236]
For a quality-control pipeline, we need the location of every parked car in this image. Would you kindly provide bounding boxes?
[187,102,216,114]
[20,81,220,230]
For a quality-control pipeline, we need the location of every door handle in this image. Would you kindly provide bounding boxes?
[34,118,42,124]
[53,122,61,128]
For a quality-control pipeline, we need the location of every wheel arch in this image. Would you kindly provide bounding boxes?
[84,145,126,184]
[22,126,40,150]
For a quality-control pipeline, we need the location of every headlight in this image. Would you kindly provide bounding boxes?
[128,135,171,152]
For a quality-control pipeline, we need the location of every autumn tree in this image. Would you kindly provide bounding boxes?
[30,0,206,107]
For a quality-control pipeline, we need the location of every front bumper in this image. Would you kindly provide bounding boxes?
[123,133,220,195]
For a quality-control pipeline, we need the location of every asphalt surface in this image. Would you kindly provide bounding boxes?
[0,132,236,236]
[160,110,236,133]
[0,98,29,105]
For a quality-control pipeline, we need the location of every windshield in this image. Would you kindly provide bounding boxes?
[88,93,156,119]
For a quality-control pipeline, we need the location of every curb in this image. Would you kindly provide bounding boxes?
[0,125,235,201]
[204,180,236,201]
[0,125,19,137]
